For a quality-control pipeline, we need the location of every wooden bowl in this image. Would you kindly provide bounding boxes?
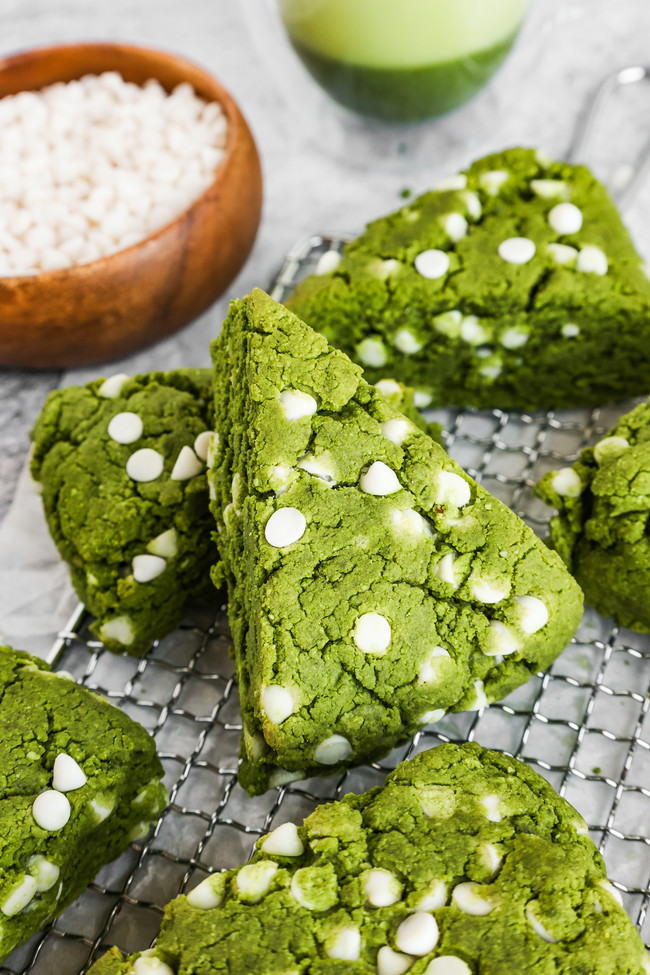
[0,42,263,368]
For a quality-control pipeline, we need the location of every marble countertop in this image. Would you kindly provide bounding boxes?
[2,0,650,527]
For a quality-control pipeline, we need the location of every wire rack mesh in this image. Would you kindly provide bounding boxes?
[5,234,650,974]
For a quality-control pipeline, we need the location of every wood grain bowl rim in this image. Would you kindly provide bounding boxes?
[0,40,254,284]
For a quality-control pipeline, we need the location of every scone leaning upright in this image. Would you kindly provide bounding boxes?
[0,645,167,963]
[89,743,649,975]
[209,290,583,793]
[535,398,650,633]
[286,147,650,409]
[31,368,217,655]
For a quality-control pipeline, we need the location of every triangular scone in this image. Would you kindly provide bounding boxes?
[89,743,649,975]
[210,291,582,794]
[286,147,650,410]
[535,398,650,633]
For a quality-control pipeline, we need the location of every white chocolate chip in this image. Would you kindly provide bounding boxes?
[32,790,71,831]
[364,868,402,907]
[526,902,558,942]
[462,191,482,220]
[97,373,129,398]
[131,955,175,975]
[146,528,178,558]
[433,309,462,337]
[100,616,134,646]
[414,391,433,408]
[280,389,318,420]
[498,237,536,265]
[420,709,446,725]
[551,467,582,497]
[27,855,60,892]
[371,258,402,279]
[435,553,459,588]
[89,794,115,822]
[481,794,503,822]
[479,361,502,380]
[460,315,488,345]
[132,554,167,583]
[441,213,468,242]
[419,646,450,683]
[598,879,624,907]
[548,202,582,235]
[126,448,164,482]
[479,843,502,875]
[314,734,352,765]
[53,753,87,792]
[530,179,568,200]
[377,946,413,975]
[268,768,305,788]
[468,679,489,711]
[425,957,472,975]
[1,875,38,916]
[479,170,509,195]
[297,453,337,484]
[360,461,402,496]
[235,861,278,903]
[354,612,391,655]
[392,508,432,537]
[576,245,608,275]
[171,444,204,480]
[376,379,403,397]
[326,926,361,961]
[414,249,450,280]
[315,249,341,275]
[548,242,579,266]
[483,620,520,657]
[381,418,412,446]
[435,174,467,191]
[186,874,226,909]
[260,822,304,857]
[193,430,212,461]
[452,882,494,916]
[395,912,439,956]
[561,323,580,338]
[265,507,307,547]
[393,328,423,354]
[470,578,509,604]
[436,470,471,507]
[413,880,447,911]
[515,595,549,634]
[261,685,296,725]
[108,411,143,444]
[357,335,388,367]
[594,436,630,465]
[500,328,529,349]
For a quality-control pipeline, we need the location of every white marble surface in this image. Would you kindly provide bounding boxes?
[1,0,650,554]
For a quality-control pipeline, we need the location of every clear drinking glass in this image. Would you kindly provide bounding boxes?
[276,0,530,123]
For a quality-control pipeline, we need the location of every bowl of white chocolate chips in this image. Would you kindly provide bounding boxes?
[0,41,262,367]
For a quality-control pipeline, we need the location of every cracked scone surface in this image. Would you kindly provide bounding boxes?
[89,742,649,975]
[0,644,167,963]
[286,147,650,410]
[535,398,650,633]
[208,290,582,794]
[30,369,218,656]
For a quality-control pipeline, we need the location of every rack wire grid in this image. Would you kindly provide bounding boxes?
[5,233,650,974]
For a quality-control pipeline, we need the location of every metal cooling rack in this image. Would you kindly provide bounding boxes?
[5,235,650,974]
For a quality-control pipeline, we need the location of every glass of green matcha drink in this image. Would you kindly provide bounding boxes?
[277,0,530,123]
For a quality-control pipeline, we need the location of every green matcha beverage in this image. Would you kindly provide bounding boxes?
[278,0,530,122]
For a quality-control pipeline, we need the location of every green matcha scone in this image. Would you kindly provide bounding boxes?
[286,147,650,410]
[30,368,218,656]
[0,644,167,963]
[209,290,582,794]
[535,398,650,632]
[88,742,649,975]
